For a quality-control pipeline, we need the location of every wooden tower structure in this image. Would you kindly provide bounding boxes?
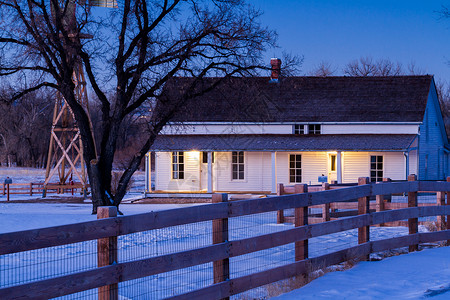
[44,0,117,192]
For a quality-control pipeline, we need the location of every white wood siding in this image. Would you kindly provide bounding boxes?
[342,152,406,182]
[409,149,418,176]
[301,152,328,185]
[161,124,419,135]
[342,152,369,183]
[154,150,409,192]
[383,152,406,180]
[275,152,327,185]
[322,125,418,134]
[214,152,272,192]
[155,151,201,191]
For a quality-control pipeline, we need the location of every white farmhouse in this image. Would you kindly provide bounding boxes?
[145,60,449,194]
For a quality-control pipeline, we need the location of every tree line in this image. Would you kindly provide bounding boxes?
[0,88,144,169]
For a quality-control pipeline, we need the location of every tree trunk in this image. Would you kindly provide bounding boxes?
[88,159,107,214]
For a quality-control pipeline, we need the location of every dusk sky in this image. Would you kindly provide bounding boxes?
[251,0,450,81]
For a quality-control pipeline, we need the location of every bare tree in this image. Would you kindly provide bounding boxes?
[0,88,53,167]
[0,0,276,213]
[435,80,450,132]
[375,59,403,76]
[343,57,403,76]
[308,61,336,77]
[407,61,426,75]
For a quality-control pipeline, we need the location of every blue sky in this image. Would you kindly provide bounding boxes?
[250,0,450,81]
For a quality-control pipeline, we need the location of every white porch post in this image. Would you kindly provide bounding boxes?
[145,153,151,193]
[207,151,213,193]
[271,152,277,194]
[336,151,342,184]
[405,152,410,180]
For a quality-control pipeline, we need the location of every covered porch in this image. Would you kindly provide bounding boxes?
[146,134,417,194]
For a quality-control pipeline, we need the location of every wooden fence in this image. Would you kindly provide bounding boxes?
[1,176,450,299]
[276,176,444,226]
[1,182,88,201]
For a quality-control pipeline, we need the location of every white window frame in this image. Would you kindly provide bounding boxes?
[231,151,245,180]
[172,151,184,180]
[289,154,302,183]
[293,124,305,134]
[370,155,383,182]
[308,124,321,134]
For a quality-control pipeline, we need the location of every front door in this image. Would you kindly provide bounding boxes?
[328,153,337,183]
[200,152,214,190]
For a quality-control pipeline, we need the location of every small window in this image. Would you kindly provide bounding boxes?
[232,151,244,180]
[289,154,302,183]
[202,152,215,164]
[308,124,321,134]
[172,152,184,179]
[370,155,383,182]
[293,124,305,134]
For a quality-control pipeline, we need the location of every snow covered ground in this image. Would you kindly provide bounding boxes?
[275,246,450,300]
[1,167,449,299]
[0,202,448,299]
[0,167,147,203]
[0,203,200,233]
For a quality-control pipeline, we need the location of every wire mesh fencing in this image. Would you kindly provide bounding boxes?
[0,240,97,289]
[1,180,450,299]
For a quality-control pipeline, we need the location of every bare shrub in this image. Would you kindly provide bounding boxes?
[111,171,134,196]
[424,221,439,232]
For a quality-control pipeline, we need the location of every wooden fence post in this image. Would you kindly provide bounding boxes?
[2,183,4,195]
[358,177,370,251]
[6,183,10,202]
[277,183,285,224]
[437,191,445,231]
[97,206,118,300]
[294,184,308,261]
[212,193,229,296]
[408,174,418,252]
[30,183,33,196]
[383,177,392,202]
[447,177,450,246]
[376,178,391,227]
[322,183,330,222]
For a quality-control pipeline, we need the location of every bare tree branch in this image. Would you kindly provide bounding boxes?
[0,0,278,212]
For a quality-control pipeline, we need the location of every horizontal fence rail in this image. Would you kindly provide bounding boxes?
[0,176,450,299]
[1,182,89,201]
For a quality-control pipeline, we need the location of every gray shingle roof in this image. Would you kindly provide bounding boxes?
[150,134,416,151]
[165,75,432,123]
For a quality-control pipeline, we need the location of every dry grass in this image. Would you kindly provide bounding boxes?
[236,260,362,299]
[424,220,440,232]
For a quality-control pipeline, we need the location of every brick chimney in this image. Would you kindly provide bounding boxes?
[270,58,281,82]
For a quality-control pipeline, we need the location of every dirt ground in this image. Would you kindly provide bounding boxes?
[3,196,211,204]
